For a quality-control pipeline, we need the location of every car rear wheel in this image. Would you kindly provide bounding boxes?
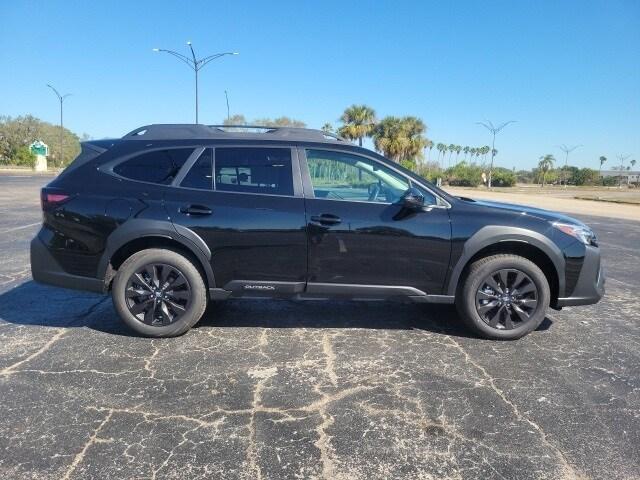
[112,248,207,337]
[456,254,550,340]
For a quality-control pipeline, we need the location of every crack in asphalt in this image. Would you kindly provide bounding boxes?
[439,335,587,480]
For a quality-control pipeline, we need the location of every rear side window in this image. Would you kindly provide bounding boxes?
[114,148,193,185]
[181,149,213,190]
[215,148,293,196]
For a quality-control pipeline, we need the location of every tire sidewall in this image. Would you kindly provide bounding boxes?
[459,256,550,340]
[112,249,207,337]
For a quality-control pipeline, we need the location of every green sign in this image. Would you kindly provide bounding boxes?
[29,140,48,156]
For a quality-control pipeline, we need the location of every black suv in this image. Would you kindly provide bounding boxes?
[31,124,604,339]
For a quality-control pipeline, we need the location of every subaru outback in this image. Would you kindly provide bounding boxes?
[31,124,604,339]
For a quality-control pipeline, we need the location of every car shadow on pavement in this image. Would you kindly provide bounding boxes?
[0,280,552,339]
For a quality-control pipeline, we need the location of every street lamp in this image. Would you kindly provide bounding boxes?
[477,120,516,189]
[557,144,582,188]
[46,84,71,169]
[617,154,631,188]
[153,42,238,123]
[225,90,230,121]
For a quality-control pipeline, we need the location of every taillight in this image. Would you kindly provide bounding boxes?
[41,188,71,211]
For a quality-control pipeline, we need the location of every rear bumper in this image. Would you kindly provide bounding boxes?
[30,236,105,293]
[554,245,605,307]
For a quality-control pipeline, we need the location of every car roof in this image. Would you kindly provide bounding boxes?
[121,124,348,144]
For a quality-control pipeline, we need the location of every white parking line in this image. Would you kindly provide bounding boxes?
[0,222,41,234]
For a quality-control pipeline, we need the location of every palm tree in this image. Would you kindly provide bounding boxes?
[447,144,455,168]
[371,116,427,164]
[631,159,637,169]
[425,140,434,163]
[599,156,607,185]
[463,146,470,161]
[454,145,462,166]
[538,154,555,187]
[436,143,446,165]
[338,105,376,147]
[321,123,334,133]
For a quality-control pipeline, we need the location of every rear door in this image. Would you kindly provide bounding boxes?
[165,145,308,294]
[300,148,451,295]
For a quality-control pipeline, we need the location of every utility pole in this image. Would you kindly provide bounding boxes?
[477,120,516,189]
[617,154,631,188]
[225,90,230,121]
[557,144,582,188]
[153,42,238,123]
[46,84,71,169]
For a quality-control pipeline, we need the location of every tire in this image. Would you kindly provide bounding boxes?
[456,254,550,340]
[112,248,208,337]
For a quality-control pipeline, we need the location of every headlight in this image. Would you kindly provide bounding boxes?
[553,222,597,246]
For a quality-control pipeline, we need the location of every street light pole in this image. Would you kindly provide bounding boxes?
[557,144,582,188]
[617,154,631,188]
[477,120,516,189]
[153,42,238,124]
[47,84,71,169]
[225,90,230,121]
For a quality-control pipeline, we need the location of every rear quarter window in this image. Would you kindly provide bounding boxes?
[114,148,193,185]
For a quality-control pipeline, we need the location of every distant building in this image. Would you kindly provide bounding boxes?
[600,170,640,184]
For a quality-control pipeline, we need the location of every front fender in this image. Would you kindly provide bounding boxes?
[445,226,565,296]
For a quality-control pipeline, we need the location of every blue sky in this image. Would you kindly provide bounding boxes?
[1,0,638,169]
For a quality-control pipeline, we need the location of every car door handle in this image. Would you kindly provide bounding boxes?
[310,214,342,226]
[179,204,212,216]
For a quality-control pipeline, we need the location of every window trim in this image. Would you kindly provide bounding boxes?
[298,147,450,208]
[211,145,301,198]
[100,146,202,187]
[100,144,303,198]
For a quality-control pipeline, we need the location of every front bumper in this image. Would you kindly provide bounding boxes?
[30,235,105,293]
[554,245,605,307]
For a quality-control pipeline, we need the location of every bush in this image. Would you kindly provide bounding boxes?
[491,168,516,187]
[445,162,483,187]
[571,168,599,186]
[11,146,36,168]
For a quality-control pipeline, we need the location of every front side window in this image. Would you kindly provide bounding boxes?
[215,147,294,196]
[306,149,411,203]
[114,148,193,185]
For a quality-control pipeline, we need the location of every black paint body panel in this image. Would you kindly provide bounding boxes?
[31,133,603,308]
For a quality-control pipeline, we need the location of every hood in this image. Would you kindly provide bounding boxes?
[459,197,586,226]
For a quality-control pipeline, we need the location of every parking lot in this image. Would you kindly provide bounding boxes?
[0,174,638,479]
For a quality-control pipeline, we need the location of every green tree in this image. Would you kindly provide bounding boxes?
[491,167,516,187]
[223,114,247,126]
[338,104,376,147]
[425,140,434,163]
[321,123,334,133]
[254,116,306,128]
[0,115,81,168]
[372,116,427,164]
[12,146,36,167]
[598,156,607,185]
[538,154,555,187]
[436,143,446,165]
[445,161,483,186]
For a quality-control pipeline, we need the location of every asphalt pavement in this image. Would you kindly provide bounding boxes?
[0,174,638,479]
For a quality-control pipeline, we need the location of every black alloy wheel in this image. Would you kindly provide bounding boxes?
[125,263,191,326]
[475,268,539,330]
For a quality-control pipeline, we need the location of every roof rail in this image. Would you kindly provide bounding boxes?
[122,124,347,143]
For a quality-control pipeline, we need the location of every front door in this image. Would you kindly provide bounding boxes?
[165,146,308,294]
[301,148,451,295]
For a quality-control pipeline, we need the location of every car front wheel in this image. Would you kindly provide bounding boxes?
[456,254,550,340]
[112,248,208,337]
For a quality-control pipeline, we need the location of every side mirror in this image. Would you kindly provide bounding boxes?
[400,187,425,210]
